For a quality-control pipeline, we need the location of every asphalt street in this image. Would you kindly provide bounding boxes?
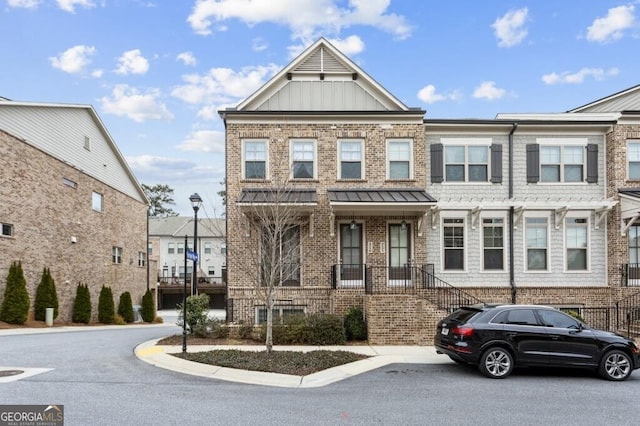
[1,325,639,425]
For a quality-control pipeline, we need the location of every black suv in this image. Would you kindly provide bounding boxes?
[434,303,640,380]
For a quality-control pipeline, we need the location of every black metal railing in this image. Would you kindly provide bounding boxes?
[621,264,640,286]
[331,263,482,311]
[615,291,640,337]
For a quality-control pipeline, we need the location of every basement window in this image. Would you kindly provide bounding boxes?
[1,223,14,237]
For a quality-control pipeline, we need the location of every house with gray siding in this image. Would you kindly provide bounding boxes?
[0,99,149,322]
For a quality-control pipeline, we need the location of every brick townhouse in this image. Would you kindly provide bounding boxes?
[220,38,640,343]
[0,99,149,322]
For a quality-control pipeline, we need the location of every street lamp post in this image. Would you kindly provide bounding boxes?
[189,193,202,295]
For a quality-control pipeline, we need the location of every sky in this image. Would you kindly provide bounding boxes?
[2,0,640,217]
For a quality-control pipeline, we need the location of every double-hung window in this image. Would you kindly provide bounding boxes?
[204,242,212,254]
[243,140,267,179]
[168,243,175,254]
[540,145,584,182]
[387,139,412,180]
[177,243,184,254]
[92,191,103,212]
[138,252,146,267]
[483,218,504,270]
[112,246,122,264]
[339,140,363,179]
[445,145,489,182]
[443,218,464,270]
[628,140,640,179]
[526,218,548,271]
[566,218,588,271]
[291,140,315,179]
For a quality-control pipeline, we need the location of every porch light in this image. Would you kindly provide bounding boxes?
[350,220,357,230]
[401,220,407,230]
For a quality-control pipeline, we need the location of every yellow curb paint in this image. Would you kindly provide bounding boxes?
[136,346,164,357]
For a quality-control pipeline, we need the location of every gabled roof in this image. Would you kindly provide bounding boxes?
[227,38,419,114]
[0,99,148,204]
[569,84,640,113]
[149,217,225,237]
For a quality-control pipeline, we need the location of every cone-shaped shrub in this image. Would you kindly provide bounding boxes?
[0,262,30,325]
[72,283,92,324]
[117,291,134,323]
[97,285,115,324]
[34,268,59,321]
[141,289,155,323]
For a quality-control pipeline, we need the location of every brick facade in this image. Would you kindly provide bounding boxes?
[0,130,149,322]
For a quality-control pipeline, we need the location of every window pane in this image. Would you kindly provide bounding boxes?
[389,141,410,161]
[445,146,464,163]
[541,146,560,163]
[484,249,503,270]
[446,165,464,181]
[245,142,265,160]
[541,165,560,182]
[92,192,103,211]
[629,162,640,179]
[564,146,583,163]
[567,249,587,270]
[629,143,640,161]
[468,146,488,163]
[245,162,265,179]
[564,165,583,182]
[293,161,313,178]
[341,142,361,161]
[341,162,361,179]
[444,250,464,270]
[389,162,409,179]
[468,165,487,181]
[528,249,547,270]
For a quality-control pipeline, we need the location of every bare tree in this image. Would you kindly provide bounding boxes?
[228,154,308,353]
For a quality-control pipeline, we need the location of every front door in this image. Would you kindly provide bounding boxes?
[389,223,412,285]
[339,223,363,287]
[628,225,640,285]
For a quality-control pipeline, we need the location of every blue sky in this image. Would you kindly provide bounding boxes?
[2,0,640,216]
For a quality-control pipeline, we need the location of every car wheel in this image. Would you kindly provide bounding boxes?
[479,347,514,379]
[599,350,632,381]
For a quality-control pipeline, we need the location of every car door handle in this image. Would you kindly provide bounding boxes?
[506,332,517,338]
[549,335,559,340]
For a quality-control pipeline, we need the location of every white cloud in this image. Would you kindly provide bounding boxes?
[172,64,280,105]
[196,105,219,120]
[49,45,96,74]
[187,0,413,43]
[177,52,198,66]
[492,8,528,47]
[177,130,225,153]
[115,49,150,75]
[541,67,620,85]
[327,35,365,56]
[417,85,461,104]
[586,5,635,43]
[252,37,268,52]
[7,0,41,8]
[91,69,104,78]
[473,81,506,100]
[56,0,96,13]
[99,84,174,122]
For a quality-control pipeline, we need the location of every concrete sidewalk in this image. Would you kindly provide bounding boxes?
[135,338,451,388]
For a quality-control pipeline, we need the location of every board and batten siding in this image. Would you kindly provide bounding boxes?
[0,104,144,203]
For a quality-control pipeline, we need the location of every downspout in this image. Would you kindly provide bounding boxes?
[508,123,518,304]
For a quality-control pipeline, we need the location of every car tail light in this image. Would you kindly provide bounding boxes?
[452,325,474,337]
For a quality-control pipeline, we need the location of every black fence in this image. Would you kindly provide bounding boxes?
[331,263,482,311]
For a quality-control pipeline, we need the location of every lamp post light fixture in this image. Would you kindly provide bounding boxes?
[189,193,202,295]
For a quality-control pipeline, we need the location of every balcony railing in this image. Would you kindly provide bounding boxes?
[621,264,640,286]
[331,263,482,311]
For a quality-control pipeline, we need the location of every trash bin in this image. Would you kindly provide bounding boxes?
[45,308,54,326]
[132,305,143,323]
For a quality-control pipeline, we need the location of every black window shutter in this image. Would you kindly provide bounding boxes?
[431,143,444,183]
[490,144,502,183]
[586,144,598,183]
[526,144,539,183]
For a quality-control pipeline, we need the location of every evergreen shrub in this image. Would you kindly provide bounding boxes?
[72,283,92,324]
[97,285,115,324]
[0,262,30,325]
[141,289,155,322]
[34,268,59,321]
[117,291,134,323]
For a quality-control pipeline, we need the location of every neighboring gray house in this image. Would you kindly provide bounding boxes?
[0,99,149,322]
[149,217,226,309]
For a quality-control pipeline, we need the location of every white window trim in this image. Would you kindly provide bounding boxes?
[536,138,588,184]
[290,139,317,180]
[337,139,365,180]
[563,213,591,273]
[627,139,640,180]
[242,139,268,180]
[1,222,14,238]
[480,213,507,273]
[440,212,467,273]
[523,213,551,273]
[386,139,413,180]
[112,246,123,264]
[443,145,492,183]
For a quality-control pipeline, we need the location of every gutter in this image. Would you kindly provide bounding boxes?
[508,123,518,304]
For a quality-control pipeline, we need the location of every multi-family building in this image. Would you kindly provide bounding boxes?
[149,217,226,309]
[0,99,149,322]
[220,38,640,343]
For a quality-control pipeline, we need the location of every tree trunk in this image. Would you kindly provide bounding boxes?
[265,293,274,353]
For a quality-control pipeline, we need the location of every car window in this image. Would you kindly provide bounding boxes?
[492,309,538,326]
[445,308,479,323]
[537,310,580,329]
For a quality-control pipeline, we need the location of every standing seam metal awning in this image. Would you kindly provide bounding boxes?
[328,188,436,215]
[236,188,318,213]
